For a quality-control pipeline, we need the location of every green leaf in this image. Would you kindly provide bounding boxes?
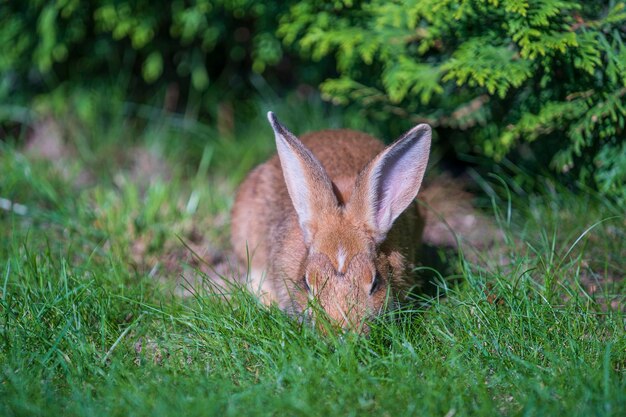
[142,51,163,83]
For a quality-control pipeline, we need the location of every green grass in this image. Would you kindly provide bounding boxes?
[1,96,624,416]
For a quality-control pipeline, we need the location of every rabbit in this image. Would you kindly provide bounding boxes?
[230,112,431,332]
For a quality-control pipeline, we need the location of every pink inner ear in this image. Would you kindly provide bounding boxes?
[268,112,338,242]
[275,137,313,221]
[371,125,431,234]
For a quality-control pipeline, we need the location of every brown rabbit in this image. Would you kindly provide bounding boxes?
[231,112,431,331]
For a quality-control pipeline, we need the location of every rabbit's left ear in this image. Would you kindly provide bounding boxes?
[349,124,431,242]
[268,112,338,243]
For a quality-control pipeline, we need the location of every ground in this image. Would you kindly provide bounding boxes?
[1,99,624,416]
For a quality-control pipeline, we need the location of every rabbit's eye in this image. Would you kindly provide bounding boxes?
[369,272,382,295]
[302,275,311,292]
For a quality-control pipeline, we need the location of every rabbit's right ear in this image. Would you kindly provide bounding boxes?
[268,112,338,243]
[348,123,431,243]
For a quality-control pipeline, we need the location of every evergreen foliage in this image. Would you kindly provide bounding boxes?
[280,0,626,202]
[0,0,287,104]
[1,1,625,201]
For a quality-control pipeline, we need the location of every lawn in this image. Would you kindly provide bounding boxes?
[1,98,624,417]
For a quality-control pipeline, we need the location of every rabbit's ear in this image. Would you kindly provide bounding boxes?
[349,124,431,242]
[268,112,338,243]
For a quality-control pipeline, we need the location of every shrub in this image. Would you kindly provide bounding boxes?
[0,0,289,106]
[2,1,625,202]
[279,0,626,202]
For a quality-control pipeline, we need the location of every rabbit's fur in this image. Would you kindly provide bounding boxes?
[231,112,431,330]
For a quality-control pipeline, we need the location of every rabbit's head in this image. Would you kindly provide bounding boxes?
[268,112,431,332]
